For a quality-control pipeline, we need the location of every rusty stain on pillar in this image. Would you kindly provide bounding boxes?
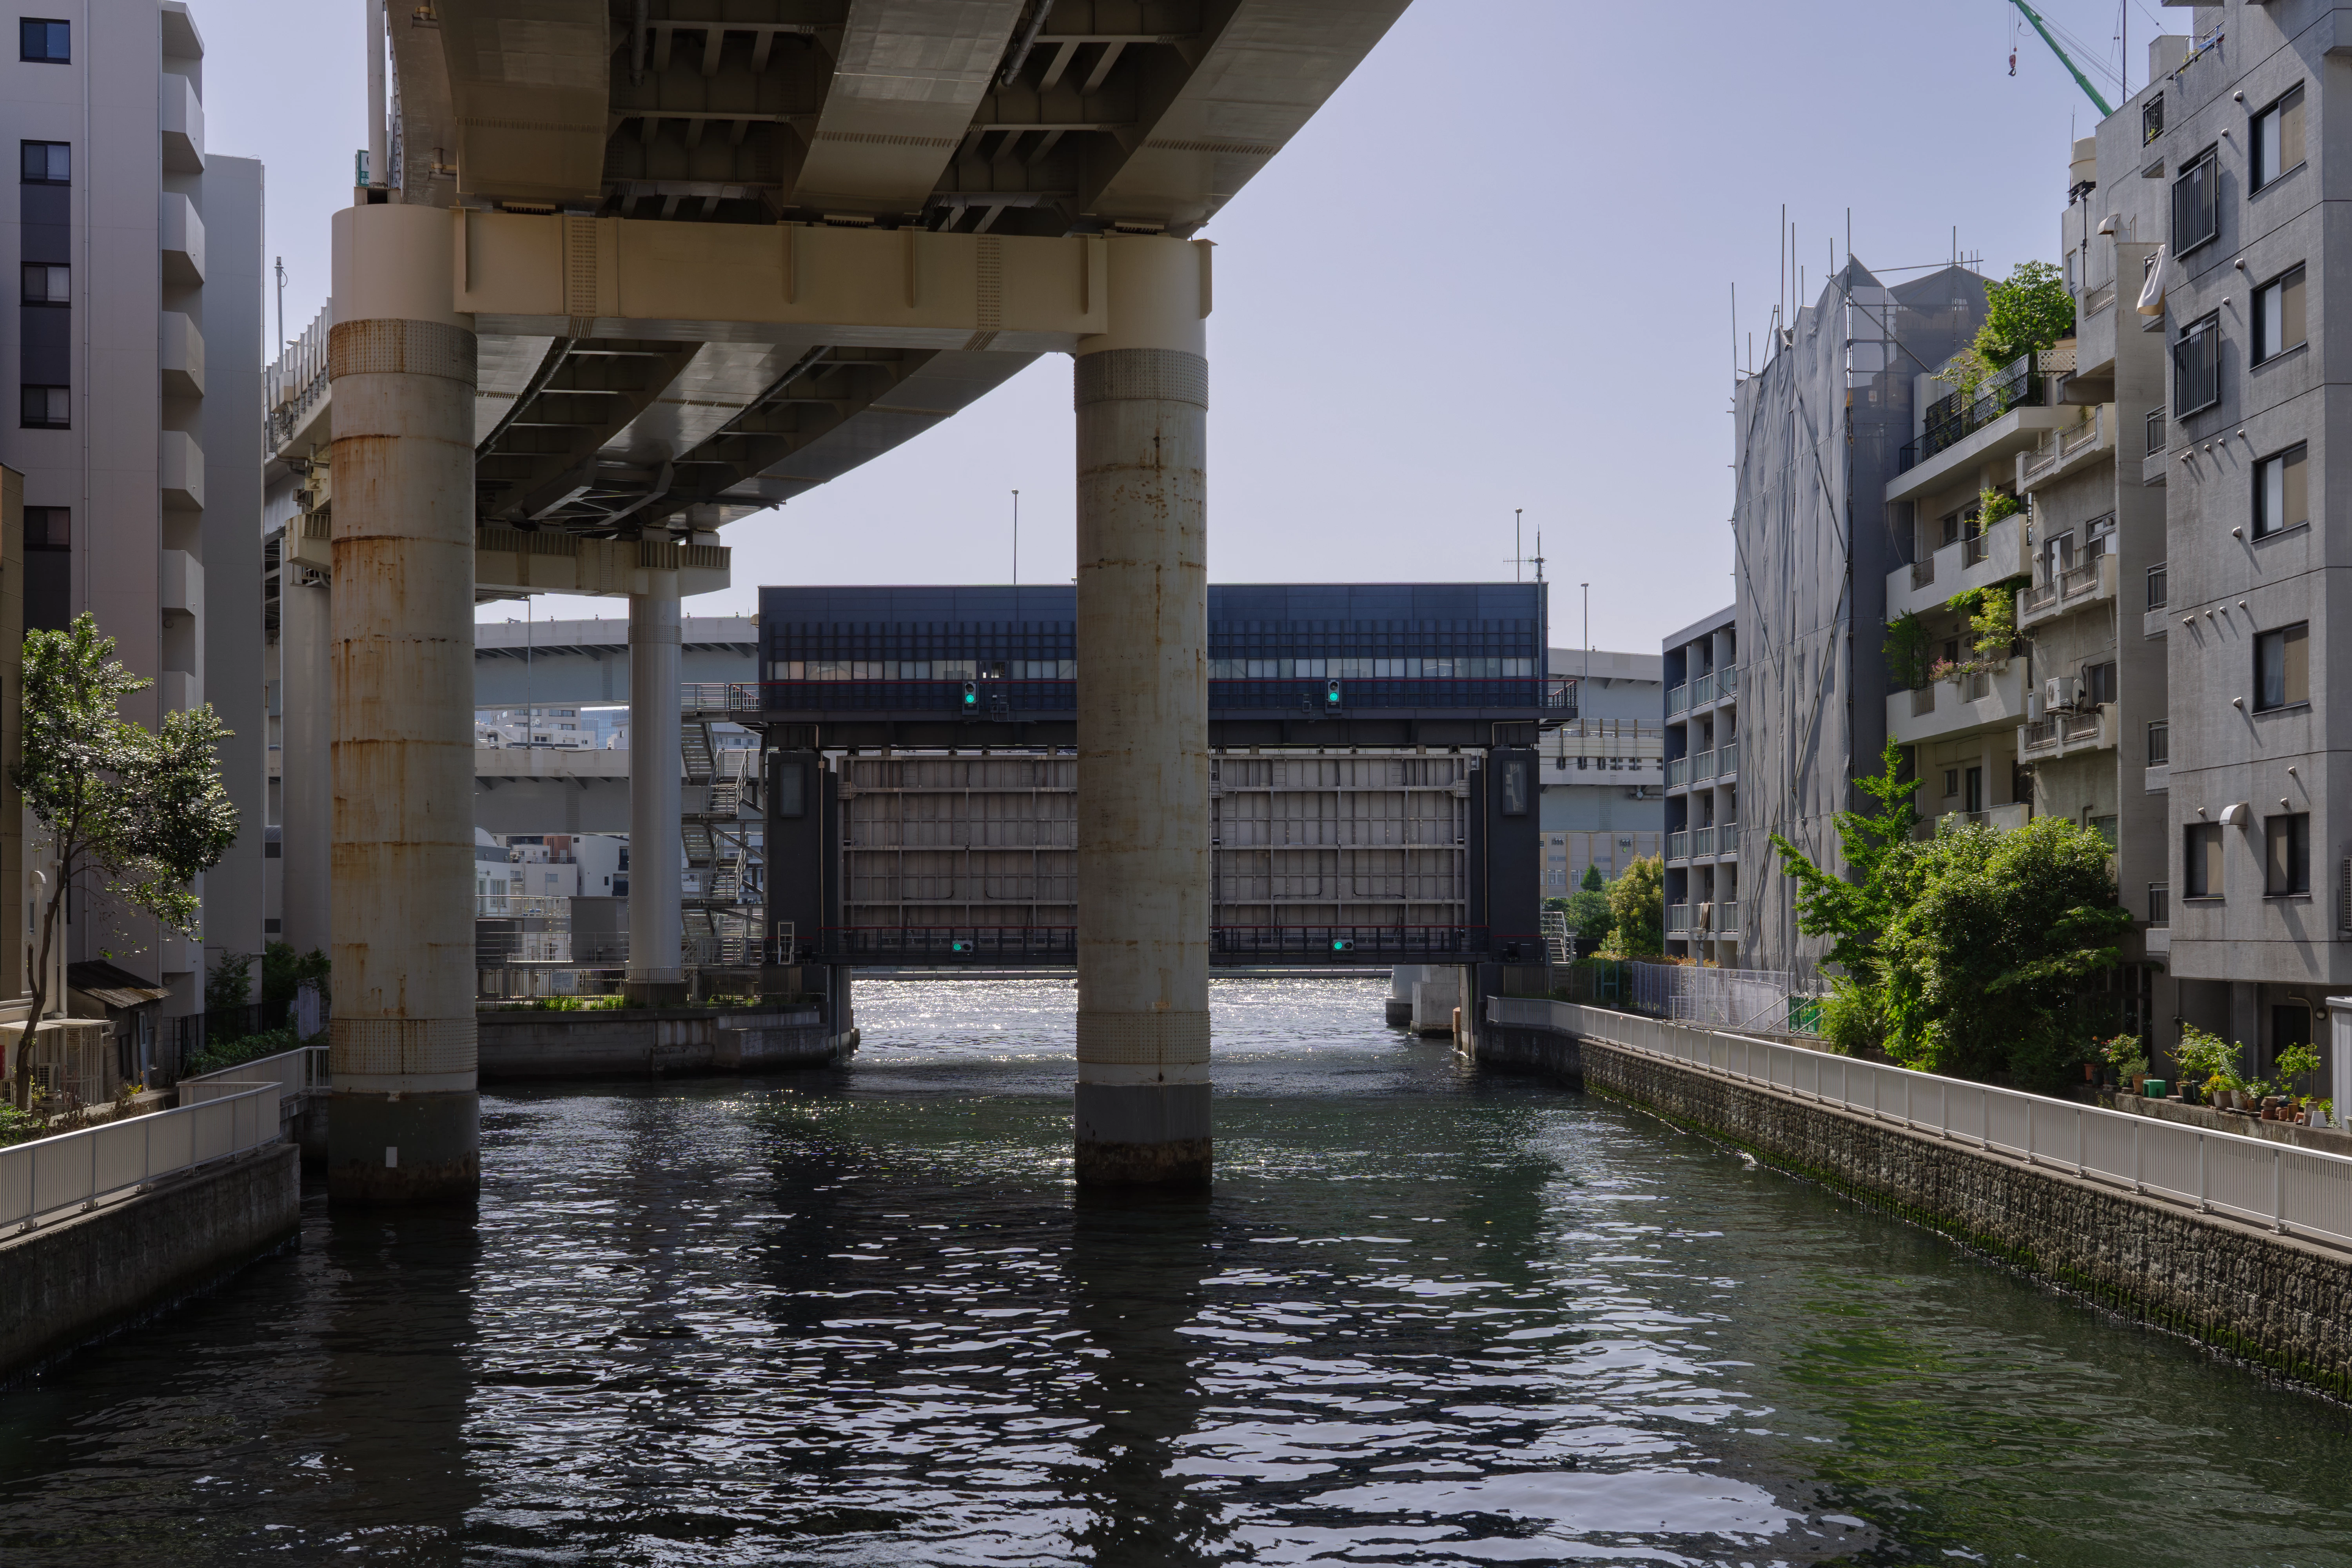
[280,573,332,957]
[1073,236,1212,1187]
[325,202,480,1203]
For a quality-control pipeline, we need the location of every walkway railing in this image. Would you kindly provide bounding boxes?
[178,1047,328,1110]
[1492,999,2352,1249]
[0,1084,282,1234]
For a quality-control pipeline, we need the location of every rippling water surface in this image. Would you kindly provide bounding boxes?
[5,976,2352,1565]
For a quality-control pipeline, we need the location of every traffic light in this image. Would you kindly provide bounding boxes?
[949,938,975,954]
[962,680,977,708]
[1329,937,1354,953]
[1325,678,1342,707]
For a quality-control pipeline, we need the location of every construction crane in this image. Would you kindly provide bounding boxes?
[2008,0,2114,117]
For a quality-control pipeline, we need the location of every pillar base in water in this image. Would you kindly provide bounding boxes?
[1074,1082,1211,1187]
[624,979,688,1007]
[327,1090,480,1204]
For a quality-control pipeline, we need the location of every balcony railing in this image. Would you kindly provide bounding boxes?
[1665,756,1688,788]
[2024,577,2059,613]
[1666,903,1691,935]
[2060,558,2104,601]
[1666,683,1689,717]
[1691,825,1716,858]
[2021,708,2109,755]
[1719,821,1740,856]
[1690,748,1717,783]
[1690,671,1715,707]
[2020,407,2106,486]
[2084,280,2116,316]
[1718,739,1738,776]
[1911,555,1936,590]
[1962,532,1991,567]
[1899,354,2043,472]
[1667,829,1690,862]
[1714,900,1739,935]
[1719,665,1739,696]
[1911,685,1935,717]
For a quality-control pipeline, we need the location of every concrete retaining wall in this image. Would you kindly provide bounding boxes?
[477,1006,838,1081]
[1488,1020,2352,1396]
[0,1141,300,1379]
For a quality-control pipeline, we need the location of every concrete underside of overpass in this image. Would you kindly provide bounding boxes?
[307,0,1412,1203]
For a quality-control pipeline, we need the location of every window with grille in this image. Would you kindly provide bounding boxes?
[2173,314,2219,416]
[2147,720,2169,766]
[2172,146,2219,253]
[2143,92,2165,145]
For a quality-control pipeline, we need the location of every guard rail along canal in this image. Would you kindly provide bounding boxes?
[1484,996,2352,1393]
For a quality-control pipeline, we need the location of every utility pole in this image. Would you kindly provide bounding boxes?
[1581,582,1590,727]
[1514,508,1523,582]
[273,256,286,355]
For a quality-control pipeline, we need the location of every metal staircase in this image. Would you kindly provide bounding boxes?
[680,711,765,970]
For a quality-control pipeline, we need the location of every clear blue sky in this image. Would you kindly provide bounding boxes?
[202,0,2173,653]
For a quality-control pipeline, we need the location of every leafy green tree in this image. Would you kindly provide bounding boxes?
[206,949,255,1013]
[13,614,238,1110]
[1978,260,2076,366]
[1887,818,2132,1087]
[261,940,330,1005]
[1566,862,1615,950]
[1772,742,2131,1088]
[1602,855,1664,958]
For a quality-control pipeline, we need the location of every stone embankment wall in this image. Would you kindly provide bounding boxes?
[477,1006,838,1081]
[1486,1017,2352,1397]
[0,1142,299,1379]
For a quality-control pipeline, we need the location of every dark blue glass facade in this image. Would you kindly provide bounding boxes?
[756,583,1547,715]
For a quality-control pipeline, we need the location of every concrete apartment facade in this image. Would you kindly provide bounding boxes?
[0,1,266,1015]
[1539,646,1662,899]
[1733,261,1986,977]
[2103,12,2346,1080]
[1662,605,1738,962]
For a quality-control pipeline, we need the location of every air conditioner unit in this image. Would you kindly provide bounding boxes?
[2045,675,2083,711]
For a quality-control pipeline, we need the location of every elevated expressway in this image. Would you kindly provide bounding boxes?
[319,0,1410,1203]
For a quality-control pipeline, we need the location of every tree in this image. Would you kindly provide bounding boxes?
[13,614,238,1110]
[1978,260,2076,367]
[1565,863,1614,950]
[1602,855,1664,958]
[1771,742,2131,1089]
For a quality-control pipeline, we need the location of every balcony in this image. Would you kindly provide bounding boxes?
[160,192,205,285]
[1666,903,1691,935]
[1717,739,1738,778]
[1927,801,2032,836]
[1887,509,2030,619]
[1666,683,1689,717]
[1667,829,1690,863]
[2141,407,2168,487]
[1711,900,1738,936]
[1718,821,1740,857]
[1665,756,1687,789]
[1890,355,2069,501]
[2019,702,2118,761]
[160,71,205,172]
[1888,662,2028,746]
[159,311,205,399]
[1690,671,1714,707]
[1691,825,1716,858]
[2018,551,2118,631]
[160,548,201,616]
[159,430,204,512]
[2016,405,2114,492]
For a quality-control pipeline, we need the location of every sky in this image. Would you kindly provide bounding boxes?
[199,0,2176,655]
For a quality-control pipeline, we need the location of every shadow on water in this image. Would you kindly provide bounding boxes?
[0,1195,483,1567]
[1058,1190,1223,1568]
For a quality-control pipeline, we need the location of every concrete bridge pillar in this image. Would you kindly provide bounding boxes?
[1073,236,1212,1187]
[325,203,480,1203]
[281,572,332,959]
[627,568,686,1004]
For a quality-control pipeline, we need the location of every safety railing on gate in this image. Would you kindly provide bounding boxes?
[178,1047,328,1109]
[1486,998,2352,1250]
[0,1083,283,1234]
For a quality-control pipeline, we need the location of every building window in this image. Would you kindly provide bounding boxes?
[2173,314,2219,416]
[2147,720,2169,766]
[2185,822,2223,899]
[2086,660,2118,706]
[2148,884,2169,926]
[2146,562,2168,609]
[20,385,66,428]
[2266,813,2311,895]
[2253,266,2306,362]
[25,505,67,550]
[2254,622,2310,711]
[19,140,66,185]
[17,18,65,62]
[18,262,64,305]
[2253,444,2308,538]
[2142,92,2164,145]
[2252,85,2306,189]
[2172,145,2220,254]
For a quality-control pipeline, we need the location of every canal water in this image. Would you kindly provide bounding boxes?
[4,976,2352,1566]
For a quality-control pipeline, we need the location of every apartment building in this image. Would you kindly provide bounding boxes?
[1662,607,1737,961]
[1539,646,1662,898]
[1,1,267,1014]
[2098,14,2345,1082]
[1732,260,1986,976]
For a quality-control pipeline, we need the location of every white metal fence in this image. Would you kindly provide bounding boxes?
[1491,998,2352,1250]
[1625,962,1810,1034]
[0,1083,283,1234]
[178,1047,328,1109]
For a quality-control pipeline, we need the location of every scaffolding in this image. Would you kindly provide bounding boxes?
[681,716,766,967]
